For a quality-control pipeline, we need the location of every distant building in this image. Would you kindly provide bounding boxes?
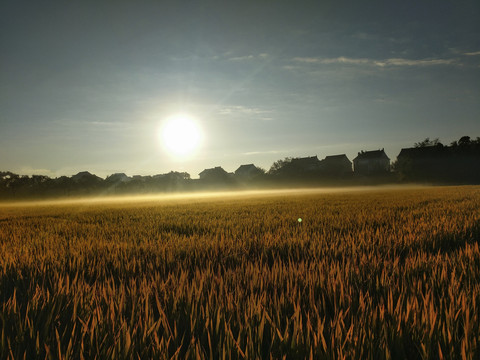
[321,154,352,176]
[234,164,264,180]
[71,171,103,183]
[199,166,232,181]
[105,173,131,183]
[396,145,447,181]
[353,149,390,175]
[396,142,480,182]
[397,146,445,161]
[290,156,322,172]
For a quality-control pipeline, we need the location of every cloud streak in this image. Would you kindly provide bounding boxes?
[226,53,269,61]
[293,56,456,67]
[217,105,274,121]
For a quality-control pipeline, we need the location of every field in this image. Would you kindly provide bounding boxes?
[1,186,479,359]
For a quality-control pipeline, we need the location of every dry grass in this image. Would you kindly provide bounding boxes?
[0,186,479,359]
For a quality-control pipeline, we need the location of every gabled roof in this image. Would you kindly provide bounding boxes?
[353,149,390,161]
[235,164,256,171]
[71,171,103,182]
[291,155,319,163]
[106,173,131,183]
[290,156,321,167]
[324,154,351,163]
[235,164,262,175]
[398,146,445,158]
[199,166,228,176]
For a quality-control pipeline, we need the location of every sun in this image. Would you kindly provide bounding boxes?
[160,114,202,158]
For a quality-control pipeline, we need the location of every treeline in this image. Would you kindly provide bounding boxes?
[393,136,480,183]
[1,136,479,200]
[0,171,194,200]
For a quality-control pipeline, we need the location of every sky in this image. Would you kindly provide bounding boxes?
[1,0,479,178]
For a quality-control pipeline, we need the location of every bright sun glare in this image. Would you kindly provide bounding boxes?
[161,114,202,158]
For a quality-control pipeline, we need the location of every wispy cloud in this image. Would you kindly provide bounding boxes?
[464,51,480,56]
[227,53,269,61]
[375,58,455,67]
[217,105,273,120]
[292,56,456,67]
[169,52,270,63]
[294,56,371,65]
[228,55,255,61]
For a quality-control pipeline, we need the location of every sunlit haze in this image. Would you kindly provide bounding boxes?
[0,185,427,208]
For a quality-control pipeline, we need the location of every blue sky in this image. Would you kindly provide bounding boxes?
[1,0,479,178]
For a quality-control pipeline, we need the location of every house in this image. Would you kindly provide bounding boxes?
[234,164,264,180]
[199,166,232,181]
[397,146,445,161]
[320,154,352,176]
[290,156,322,172]
[395,145,448,181]
[105,173,131,183]
[71,171,103,184]
[396,142,480,182]
[353,149,390,175]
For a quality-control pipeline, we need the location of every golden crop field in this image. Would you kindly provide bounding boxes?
[0,186,479,359]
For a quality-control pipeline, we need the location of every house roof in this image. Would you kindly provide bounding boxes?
[290,156,320,166]
[235,164,256,171]
[71,171,103,182]
[353,149,390,161]
[106,173,131,182]
[235,164,261,175]
[199,166,228,176]
[398,146,445,158]
[292,155,319,162]
[324,154,351,163]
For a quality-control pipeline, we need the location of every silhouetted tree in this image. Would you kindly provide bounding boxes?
[458,136,471,147]
[8,175,30,197]
[396,135,480,184]
[414,138,442,147]
[268,157,292,175]
[55,176,73,196]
